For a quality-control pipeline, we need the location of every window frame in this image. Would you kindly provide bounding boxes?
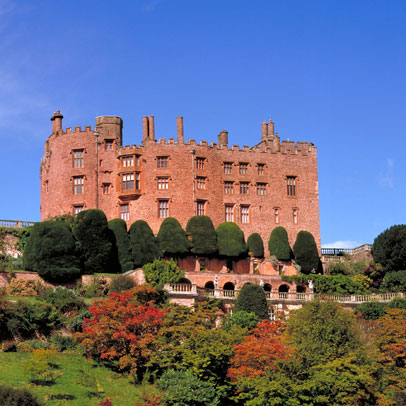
[120,204,130,221]
[240,181,249,194]
[225,204,234,222]
[157,156,168,168]
[158,199,169,218]
[73,175,84,195]
[239,162,248,175]
[287,176,297,196]
[241,205,250,224]
[72,149,84,168]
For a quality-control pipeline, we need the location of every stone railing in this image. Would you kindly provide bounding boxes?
[165,283,405,304]
[0,220,35,229]
[321,244,372,257]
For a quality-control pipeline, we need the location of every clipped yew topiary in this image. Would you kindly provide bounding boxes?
[129,220,161,268]
[186,216,217,256]
[234,283,269,320]
[157,217,191,256]
[108,218,134,273]
[216,222,247,258]
[293,230,320,274]
[73,209,115,274]
[23,220,82,282]
[247,233,264,257]
[268,226,293,260]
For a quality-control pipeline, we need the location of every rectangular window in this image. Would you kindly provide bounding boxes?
[257,163,265,175]
[157,156,168,168]
[105,140,113,150]
[157,177,169,190]
[122,155,134,167]
[135,155,140,166]
[257,183,267,195]
[74,205,84,215]
[241,205,250,223]
[73,149,84,168]
[225,204,234,222]
[240,182,249,194]
[73,176,84,195]
[196,176,206,190]
[287,176,297,196]
[103,183,111,194]
[274,208,279,224]
[197,200,206,216]
[224,162,233,174]
[224,181,233,194]
[196,157,205,170]
[135,172,140,189]
[293,209,298,224]
[122,173,134,191]
[239,163,248,174]
[159,200,169,218]
[120,204,130,221]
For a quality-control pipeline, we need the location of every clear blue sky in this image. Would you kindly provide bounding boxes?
[1,0,405,247]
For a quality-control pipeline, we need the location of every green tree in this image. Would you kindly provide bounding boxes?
[143,259,184,289]
[108,218,134,272]
[0,385,42,406]
[129,220,161,268]
[268,227,293,261]
[247,233,264,257]
[223,310,259,331]
[157,217,191,256]
[372,225,406,272]
[355,302,387,320]
[381,270,406,292]
[73,209,115,274]
[109,274,135,293]
[293,231,320,274]
[186,216,217,256]
[234,283,269,320]
[216,222,247,258]
[23,220,82,282]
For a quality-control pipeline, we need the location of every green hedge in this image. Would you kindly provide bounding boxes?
[216,222,247,258]
[186,216,217,256]
[234,283,269,320]
[157,217,191,256]
[247,233,264,257]
[268,227,293,260]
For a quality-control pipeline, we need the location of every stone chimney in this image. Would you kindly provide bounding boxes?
[268,119,274,137]
[142,116,149,141]
[261,121,268,140]
[148,116,155,140]
[177,116,184,143]
[50,110,63,133]
[218,130,228,146]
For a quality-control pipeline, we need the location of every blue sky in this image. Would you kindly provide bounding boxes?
[0,0,405,248]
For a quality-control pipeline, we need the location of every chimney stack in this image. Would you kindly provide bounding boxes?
[148,115,155,140]
[50,110,63,133]
[142,116,149,141]
[218,130,228,146]
[176,116,184,143]
[261,121,268,140]
[268,119,274,137]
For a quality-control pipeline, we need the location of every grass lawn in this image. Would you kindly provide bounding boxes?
[0,352,146,406]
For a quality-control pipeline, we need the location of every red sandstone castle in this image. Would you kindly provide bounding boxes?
[40,111,320,254]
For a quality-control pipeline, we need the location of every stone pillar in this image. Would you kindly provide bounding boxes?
[142,116,149,141]
[50,110,63,133]
[177,116,184,143]
[148,115,155,140]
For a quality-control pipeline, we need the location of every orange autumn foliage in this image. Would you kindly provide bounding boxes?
[228,319,289,381]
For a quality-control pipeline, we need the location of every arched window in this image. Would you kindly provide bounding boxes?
[296,285,306,293]
[223,282,235,297]
[263,283,272,292]
[204,281,215,296]
[278,284,289,298]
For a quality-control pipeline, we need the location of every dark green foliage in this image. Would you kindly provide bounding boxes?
[234,283,269,320]
[50,334,76,351]
[70,309,92,332]
[216,222,247,258]
[129,220,161,268]
[387,298,406,309]
[363,262,386,289]
[39,287,85,314]
[16,226,32,253]
[372,225,406,272]
[157,369,219,406]
[108,218,134,273]
[157,217,191,256]
[186,216,217,256]
[268,226,293,260]
[143,259,184,289]
[223,310,259,331]
[355,302,387,320]
[23,221,82,282]
[293,230,320,274]
[247,233,264,257]
[381,270,406,292]
[73,209,116,274]
[109,274,135,293]
[0,385,42,406]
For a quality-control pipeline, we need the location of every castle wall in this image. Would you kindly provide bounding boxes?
[41,112,320,254]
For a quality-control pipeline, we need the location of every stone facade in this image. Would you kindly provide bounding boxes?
[40,111,320,254]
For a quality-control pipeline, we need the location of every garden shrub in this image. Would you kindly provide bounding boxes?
[363,262,386,290]
[50,334,76,351]
[234,283,269,320]
[381,270,406,292]
[16,342,34,353]
[247,233,264,257]
[23,220,82,282]
[216,222,247,258]
[223,310,259,331]
[355,302,387,320]
[109,274,135,293]
[73,209,116,274]
[40,287,85,314]
[0,385,42,406]
[77,276,109,298]
[372,224,406,272]
[157,369,219,406]
[5,279,40,296]
[157,217,191,256]
[186,216,217,256]
[387,298,406,309]
[143,259,184,289]
[23,339,50,350]
[130,220,161,268]
[26,349,63,385]
[293,230,320,274]
[70,309,92,332]
[268,227,293,261]
[108,218,134,272]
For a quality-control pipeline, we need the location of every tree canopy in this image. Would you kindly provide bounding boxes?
[268,227,293,261]
[157,217,191,256]
[108,218,134,273]
[216,222,247,258]
[247,233,264,257]
[234,283,269,320]
[186,216,217,256]
[293,230,320,274]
